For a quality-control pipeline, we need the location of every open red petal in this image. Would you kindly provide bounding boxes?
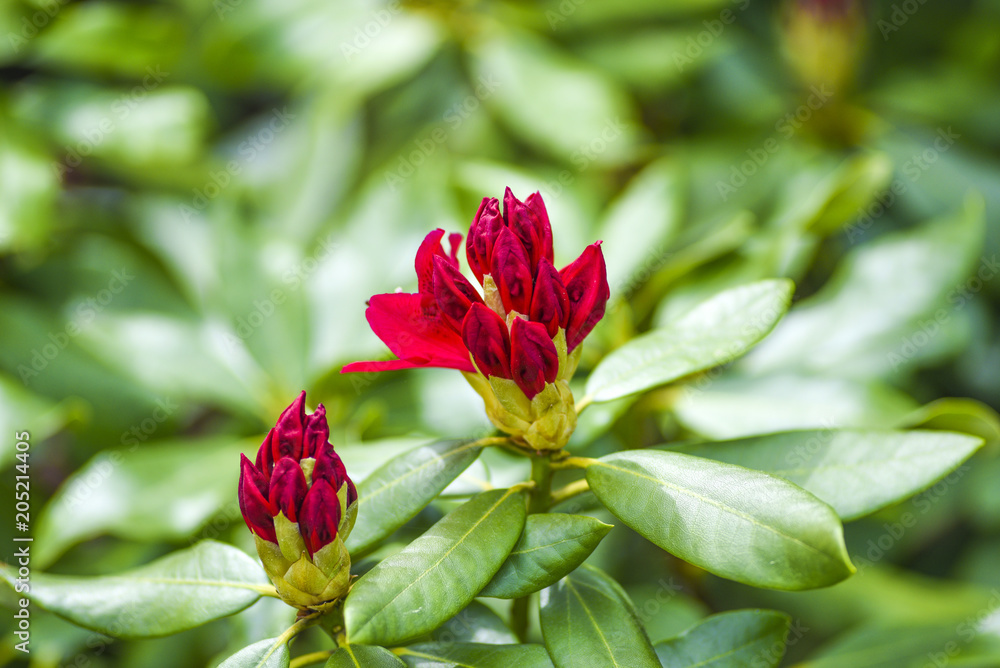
[342,293,475,373]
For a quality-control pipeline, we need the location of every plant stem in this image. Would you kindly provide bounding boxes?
[550,479,590,505]
[527,455,552,514]
[511,455,553,641]
[289,650,334,668]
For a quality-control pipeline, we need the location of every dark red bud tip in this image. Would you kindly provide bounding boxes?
[467,198,503,284]
[273,391,307,461]
[529,259,570,337]
[432,255,484,332]
[300,479,342,556]
[303,403,329,459]
[269,458,307,523]
[462,303,512,379]
[560,242,610,351]
[313,444,355,500]
[491,228,534,315]
[239,454,276,542]
[505,188,553,270]
[415,229,448,295]
[510,318,559,399]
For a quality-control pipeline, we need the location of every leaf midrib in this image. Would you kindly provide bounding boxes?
[358,441,479,505]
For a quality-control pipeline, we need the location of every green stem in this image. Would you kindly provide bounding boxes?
[527,455,552,514]
[550,479,590,505]
[289,650,334,668]
[511,455,553,640]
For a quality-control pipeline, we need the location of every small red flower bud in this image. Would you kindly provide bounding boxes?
[491,228,534,315]
[269,458,307,523]
[560,242,610,351]
[299,479,342,557]
[239,454,276,542]
[510,318,559,399]
[504,188,553,270]
[529,258,570,338]
[467,198,503,283]
[239,392,356,552]
[462,303,512,379]
[432,255,485,332]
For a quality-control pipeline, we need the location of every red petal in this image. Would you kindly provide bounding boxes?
[415,229,447,295]
[525,192,554,264]
[255,430,277,476]
[467,198,503,284]
[462,303,512,378]
[343,293,475,373]
[432,255,485,331]
[269,458,307,523]
[529,258,570,337]
[300,479,342,556]
[560,242,610,351]
[239,454,276,542]
[491,228,534,315]
[504,187,552,270]
[303,403,329,459]
[510,318,559,399]
[273,391,307,461]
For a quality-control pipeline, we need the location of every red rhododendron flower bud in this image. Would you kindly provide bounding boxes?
[239,392,357,610]
[504,187,553,270]
[433,255,484,332]
[529,258,571,338]
[491,228,535,315]
[344,188,610,450]
[467,198,504,283]
[510,318,559,399]
[462,303,512,379]
[560,242,611,351]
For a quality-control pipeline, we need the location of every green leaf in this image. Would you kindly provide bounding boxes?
[481,514,612,599]
[674,429,984,520]
[218,636,290,668]
[585,280,793,402]
[540,563,660,668]
[585,450,854,590]
[0,541,269,638]
[431,601,518,644]
[599,157,684,296]
[398,643,554,667]
[654,610,791,668]
[33,436,250,568]
[345,488,527,646]
[801,624,962,668]
[472,30,637,165]
[325,645,406,667]
[346,439,484,556]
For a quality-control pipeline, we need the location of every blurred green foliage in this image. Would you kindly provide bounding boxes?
[1,0,1000,666]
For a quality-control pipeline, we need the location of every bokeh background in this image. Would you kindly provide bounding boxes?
[2,0,1000,666]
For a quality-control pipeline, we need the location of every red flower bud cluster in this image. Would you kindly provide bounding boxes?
[239,392,357,556]
[344,188,609,400]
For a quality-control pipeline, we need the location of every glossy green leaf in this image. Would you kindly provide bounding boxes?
[398,643,554,667]
[481,513,612,599]
[33,436,251,568]
[585,280,793,402]
[675,429,983,520]
[0,541,269,638]
[599,157,683,295]
[654,610,791,668]
[346,439,484,556]
[540,564,660,668]
[218,636,290,668]
[586,450,854,590]
[345,488,527,646]
[325,645,406,668]
[431,601,518,644]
